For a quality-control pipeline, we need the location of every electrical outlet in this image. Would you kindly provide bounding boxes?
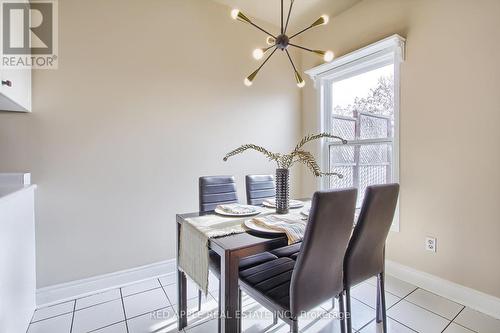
[425,237,437,252]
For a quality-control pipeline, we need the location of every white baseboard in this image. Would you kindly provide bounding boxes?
[36,259,176,307]
[386,260,500,320]
[36,257,500,321]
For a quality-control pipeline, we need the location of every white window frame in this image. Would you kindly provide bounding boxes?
[305,34,405,231]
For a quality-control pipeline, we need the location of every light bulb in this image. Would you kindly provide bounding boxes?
[253,48,264,60]
[321,15,330,25]
[323,50,334,62]
[266,36,276,46]
[244,77,253,87]
[297,80,306,88]
[231,9,240,20]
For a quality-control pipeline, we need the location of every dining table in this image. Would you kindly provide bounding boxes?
[175,200,309,333]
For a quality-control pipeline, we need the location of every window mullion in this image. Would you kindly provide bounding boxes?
[353,110,361,189]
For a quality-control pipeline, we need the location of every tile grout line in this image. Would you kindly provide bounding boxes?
[125,307,173,322]
[440,306,465,333]
[389,316,420,333]
[356,316,420,333]
[29,310,74,324]
[87,321,127,333]
[28,305,37,324]
[119,288,130,333]
[355,318,375,332]
[43,276,172,311]
[314,285,459,333]
[352,281,402,299]
[69,300,76,333]
[360,286,420,332]
[440,307,480,333]
[401,288,463,323]
[74,298,121,312]
[349,292,402,311]
[159,278,176,309]
[452,321,479,333]
[412,288,464,308]
[25,304,37,333]
[122,286,163,298]
[325,288,410,332]
[33,290,126,326]
[372,286,416,313]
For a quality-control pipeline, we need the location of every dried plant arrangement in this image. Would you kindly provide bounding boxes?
[223,133,347,178]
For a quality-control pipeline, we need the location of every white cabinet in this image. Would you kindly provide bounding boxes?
[0,66,32,112]
[0,174,36,333]
[0,0,32,112]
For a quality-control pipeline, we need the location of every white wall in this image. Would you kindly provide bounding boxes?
[0,0,302,288]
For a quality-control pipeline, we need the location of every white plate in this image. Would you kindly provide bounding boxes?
[262,200,304,209]
[214,206,261,217]
[243,219,284,234]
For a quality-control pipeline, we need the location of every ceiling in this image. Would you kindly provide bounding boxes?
[212,0,362,31]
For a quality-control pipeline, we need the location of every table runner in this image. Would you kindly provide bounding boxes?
[179,209,274,294]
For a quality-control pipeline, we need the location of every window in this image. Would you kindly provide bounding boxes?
[329,64,395,207]
[306,35,405,229]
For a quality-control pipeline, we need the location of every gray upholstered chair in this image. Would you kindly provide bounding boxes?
[197,176,279,330]
[199,176,238,212]
[245,174,276,205]
[342,184,400,333]
[238,188,358,333]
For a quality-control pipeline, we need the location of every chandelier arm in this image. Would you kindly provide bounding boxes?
[264,44,277,52]
[256,47,278,72]
[284,0,294,34]
[289,25,314,40]
[285,49,299,73]
[289,43,314,52]
[248,21,277,39]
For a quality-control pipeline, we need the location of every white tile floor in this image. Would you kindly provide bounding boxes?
[27,273,500,333]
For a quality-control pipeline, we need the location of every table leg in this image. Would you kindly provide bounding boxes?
[220,251,240,333]
[176,221,187,330]
[177,269,187,330]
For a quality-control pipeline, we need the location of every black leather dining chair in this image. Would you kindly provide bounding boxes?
[245,174,276,205]
[197,176,279,329]
[342,184,400,333]
[238,188,358,333]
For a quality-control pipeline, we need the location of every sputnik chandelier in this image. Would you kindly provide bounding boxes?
[231,0,334,88]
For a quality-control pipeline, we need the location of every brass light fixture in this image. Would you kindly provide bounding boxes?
[231,0,334,88]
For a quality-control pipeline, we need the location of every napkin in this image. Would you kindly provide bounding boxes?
[217,203,256,215]
[251,213,306,244]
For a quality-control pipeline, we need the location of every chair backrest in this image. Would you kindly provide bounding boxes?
[290,188,357,315]
[245,175,276,205]
[199,176,238,213]
[344,184,400,287]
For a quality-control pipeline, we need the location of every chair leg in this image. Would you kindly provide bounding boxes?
[198,290,202,312]
[290,318,299,333]
[379,273,388,333]
[238,288,242,333]
[345,287,353,333]
[376,274,382,323]
[338,292,346,333]
[273,312,278,325]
